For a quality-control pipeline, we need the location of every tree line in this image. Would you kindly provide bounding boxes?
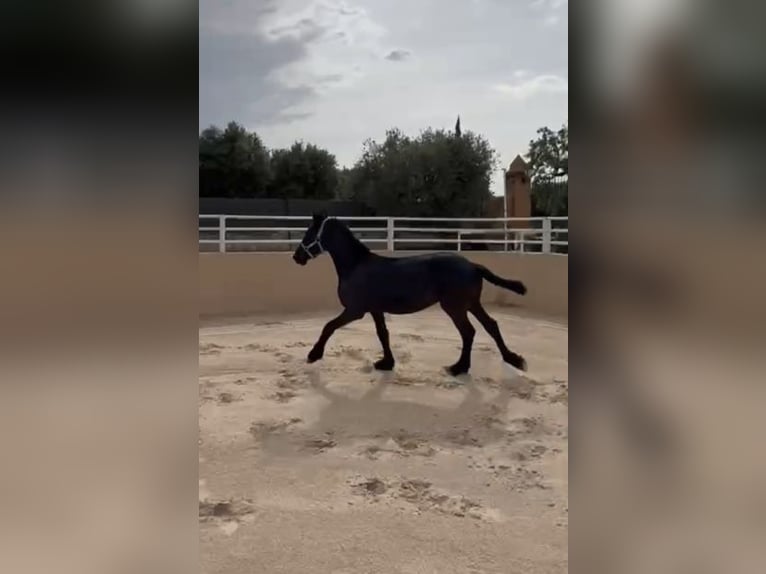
[199,120,567,217]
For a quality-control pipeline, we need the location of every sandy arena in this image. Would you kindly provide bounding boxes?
[200,307,568,574]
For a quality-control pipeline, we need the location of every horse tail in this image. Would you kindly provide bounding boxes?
[476,265,527,295]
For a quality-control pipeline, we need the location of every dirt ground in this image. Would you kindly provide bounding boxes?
[199,307,568,574]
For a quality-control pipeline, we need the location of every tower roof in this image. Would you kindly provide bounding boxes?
[508,155,528,173]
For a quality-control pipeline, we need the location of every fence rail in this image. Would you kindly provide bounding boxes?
[199,215,568,255]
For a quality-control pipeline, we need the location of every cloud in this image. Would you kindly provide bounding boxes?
[200,0,279,35]
[199,1,320,128]
[267,17,326,43]
[385,49,411,62]
[543,14,560,27]
[493,74,568,100]
[199,0,386,128]
[260,0,387,92]
[530,0,568,27]
[530,0,568,9]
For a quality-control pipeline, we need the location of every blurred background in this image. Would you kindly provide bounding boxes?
[0,2,197,573]
[0,0,765,572]
[572,0,766,572]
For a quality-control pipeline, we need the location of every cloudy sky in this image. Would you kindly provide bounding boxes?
[200,0,568,195]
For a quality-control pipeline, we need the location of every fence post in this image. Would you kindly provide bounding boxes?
[457,230,462,251]
[386,218,395,251]
[218,215,226,253]
[542,217,552,254]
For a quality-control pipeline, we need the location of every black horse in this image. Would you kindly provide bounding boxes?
[292,214,528,376]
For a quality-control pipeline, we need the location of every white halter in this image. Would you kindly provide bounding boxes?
[300,217,333,258]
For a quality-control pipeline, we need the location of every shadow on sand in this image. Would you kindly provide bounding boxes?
[253,367,538,458]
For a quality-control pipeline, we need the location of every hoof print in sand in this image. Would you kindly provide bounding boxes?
[392,349,412,364]
[199,498,255,535]
[269,390,298,403]
[200,343,224,355]
[329,346,366,361]
[249,418,302,438]
[445,428,482,447]
[217,392,241,404]
[362,431,437,459]
[436,379,463,390]
[285,341,309,349]
[506,416,546,439]
[199,499,252,519]
[240,343,273,352]
[548,380,568,404]
[482,376,537,400]
[351,477,491,520]
[276,370,307,390]
[389,374,426,387]
[353,477,388,496]
[233,377,256,386]
[397,478,433,502]
[471,460,550,491]
[392,431,436,456]
[508,467,550,492]
[303,436,337,452]
[400,333,425,342]
[510,442,548,462]
[507,378,537,400]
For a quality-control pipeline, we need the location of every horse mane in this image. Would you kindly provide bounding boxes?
[332,218,370,258]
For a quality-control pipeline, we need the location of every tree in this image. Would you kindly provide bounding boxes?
[526,123,568,216]
[268,141,339,199]
[199,122,271,197]
[345,127,497,217]
[527,124,568,180]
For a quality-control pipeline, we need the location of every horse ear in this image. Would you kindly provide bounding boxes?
[312,212,323,224]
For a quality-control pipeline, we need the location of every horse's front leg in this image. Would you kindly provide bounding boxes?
[307,308,366,363]
[371,312,395,370]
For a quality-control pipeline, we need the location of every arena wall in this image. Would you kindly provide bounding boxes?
[199,252,567,319]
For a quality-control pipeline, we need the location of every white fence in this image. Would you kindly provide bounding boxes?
[199,215,568,254]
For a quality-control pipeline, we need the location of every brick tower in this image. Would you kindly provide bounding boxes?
[504,155,531,227]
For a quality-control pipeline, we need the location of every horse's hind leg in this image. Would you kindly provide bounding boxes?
[441,302,475,376]
[371,312,395,370]
[469,302,527,371]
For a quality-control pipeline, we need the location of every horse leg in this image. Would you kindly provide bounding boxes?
[469,302,527,371]
[441,302,475,376]
[308,308,365,363]
[371,312,395,370]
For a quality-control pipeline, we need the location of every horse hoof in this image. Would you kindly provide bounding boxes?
[374,357,395,371]
[307,349,323,363]
[446,363,470,377]
[505,353,527,372]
